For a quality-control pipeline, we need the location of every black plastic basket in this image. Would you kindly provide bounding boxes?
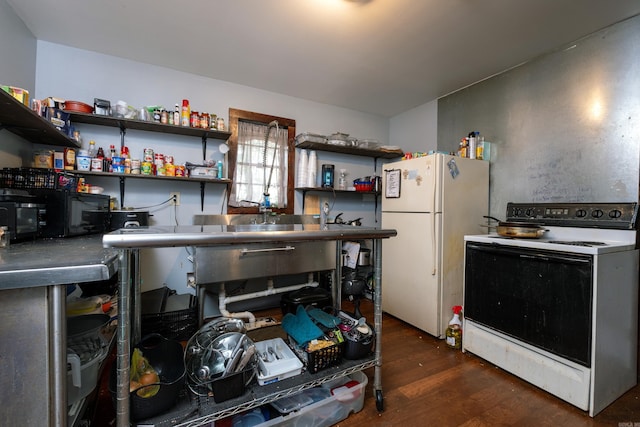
[287,336,343,374]
[0,167,78,191]
[141,288,198,342]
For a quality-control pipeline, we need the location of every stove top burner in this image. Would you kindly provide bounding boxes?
[547,241,608,247]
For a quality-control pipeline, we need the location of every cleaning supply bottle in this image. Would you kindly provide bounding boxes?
[445,305,463,349]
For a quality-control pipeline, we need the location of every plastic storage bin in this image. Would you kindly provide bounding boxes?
[67,346,109,406]
[258,370,368,427]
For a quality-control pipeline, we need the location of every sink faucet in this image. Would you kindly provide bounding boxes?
[259,192,274,224]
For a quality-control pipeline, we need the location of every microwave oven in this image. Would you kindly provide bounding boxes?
[34,190,110,237]
[0,201,45,241]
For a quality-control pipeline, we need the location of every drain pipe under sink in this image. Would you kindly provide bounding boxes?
[218,273,319,326]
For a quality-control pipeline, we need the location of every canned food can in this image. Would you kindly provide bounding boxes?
[165,163,176,176]
[124,158,131,174]
[164,155,174,165]
[175,165,185,177]
[141,161,152,175]
[143,148,154,162]
[130,158,141,174]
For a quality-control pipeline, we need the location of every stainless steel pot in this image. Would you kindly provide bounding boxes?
[357,248,371,266]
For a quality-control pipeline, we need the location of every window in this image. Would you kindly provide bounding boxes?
[227,109,295,214]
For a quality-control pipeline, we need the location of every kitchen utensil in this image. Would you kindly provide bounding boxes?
[67,313,111,363]
[484,215,548,238]
[63,100,93,113]
[357,248,371,266]
[327,132,350,146]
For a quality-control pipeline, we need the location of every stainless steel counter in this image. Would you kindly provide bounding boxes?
[0,234,119,290]
[102,224,397,427]
[0,234,118,427]
[103,224,397,248]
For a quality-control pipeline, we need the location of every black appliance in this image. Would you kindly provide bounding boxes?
[110,209,150,231]
[34,189,110,237]
[0,189,45,241]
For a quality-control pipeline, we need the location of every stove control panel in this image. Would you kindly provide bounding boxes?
[506,202,638,229]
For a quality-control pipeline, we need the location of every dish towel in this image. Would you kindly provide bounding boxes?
[282,305,324,346]
[307,307,341,330]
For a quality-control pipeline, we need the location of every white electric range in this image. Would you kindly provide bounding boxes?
[463,202,638,416]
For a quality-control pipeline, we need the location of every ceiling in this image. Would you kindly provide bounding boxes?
[7,0,640,118]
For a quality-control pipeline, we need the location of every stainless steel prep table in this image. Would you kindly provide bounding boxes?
[0,235,119,427]
[103,224,397,427]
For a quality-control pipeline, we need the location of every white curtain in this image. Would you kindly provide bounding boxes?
[229,121,288,208]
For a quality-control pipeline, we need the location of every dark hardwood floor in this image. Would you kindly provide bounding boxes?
[92,298,639,426]
[339,299,640,427]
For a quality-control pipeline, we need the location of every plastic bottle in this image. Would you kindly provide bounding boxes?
[338,169,347,190]
[468,132,477,159]
[88,140,97,158]
[445,305,463,349]
[181,99,190,127]
[217,160,223,179]
[173,104,180,126]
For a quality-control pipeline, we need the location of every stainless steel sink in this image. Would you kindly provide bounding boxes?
[192,214,320,226]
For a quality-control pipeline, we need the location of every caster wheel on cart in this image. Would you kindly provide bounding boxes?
[376,389,384,412]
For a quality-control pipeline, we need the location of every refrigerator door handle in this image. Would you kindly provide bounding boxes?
[431,172,437,276]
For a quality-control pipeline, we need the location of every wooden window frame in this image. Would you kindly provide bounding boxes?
[227,108,296,214]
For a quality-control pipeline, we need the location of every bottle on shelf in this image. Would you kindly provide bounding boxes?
[173,104,180,126]
[338,169,347,190]
[88,140,97,158]
[181,99,190,127]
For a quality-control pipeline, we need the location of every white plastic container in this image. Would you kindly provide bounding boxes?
[256,337,303,385]
[67,346,109,406]
[257,370,368,427]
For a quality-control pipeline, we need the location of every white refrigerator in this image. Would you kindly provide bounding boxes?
[381,153,489,338]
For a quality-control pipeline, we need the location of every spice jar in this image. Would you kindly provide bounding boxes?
[190,111,199,128]
[200,112,209,129]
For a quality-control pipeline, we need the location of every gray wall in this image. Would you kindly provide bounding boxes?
[438,15,640,218]
[0,0,37,166]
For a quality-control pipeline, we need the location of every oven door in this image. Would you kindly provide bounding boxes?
[464,242,593,366]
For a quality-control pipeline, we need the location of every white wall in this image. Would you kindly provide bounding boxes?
[32,41,393,293]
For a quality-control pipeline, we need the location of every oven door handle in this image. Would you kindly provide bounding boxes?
[518,253,591,265]
[466,243,592,266]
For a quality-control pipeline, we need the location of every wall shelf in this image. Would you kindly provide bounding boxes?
[66,112,232,210]
[295,140,403,159]
[68,111,231,141]
[0,89,80,148]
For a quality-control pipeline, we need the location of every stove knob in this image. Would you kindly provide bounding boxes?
[609,209,622,219]
[576,209,587,218]
[591,209,604,218]
[525,208,535,217]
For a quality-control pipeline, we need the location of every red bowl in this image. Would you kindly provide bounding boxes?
[64,100,93,113]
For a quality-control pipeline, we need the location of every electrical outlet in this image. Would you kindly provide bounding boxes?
[170,192,180,206]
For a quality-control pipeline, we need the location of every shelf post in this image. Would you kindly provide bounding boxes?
[200,182,205,211]
[119,176,125,208]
